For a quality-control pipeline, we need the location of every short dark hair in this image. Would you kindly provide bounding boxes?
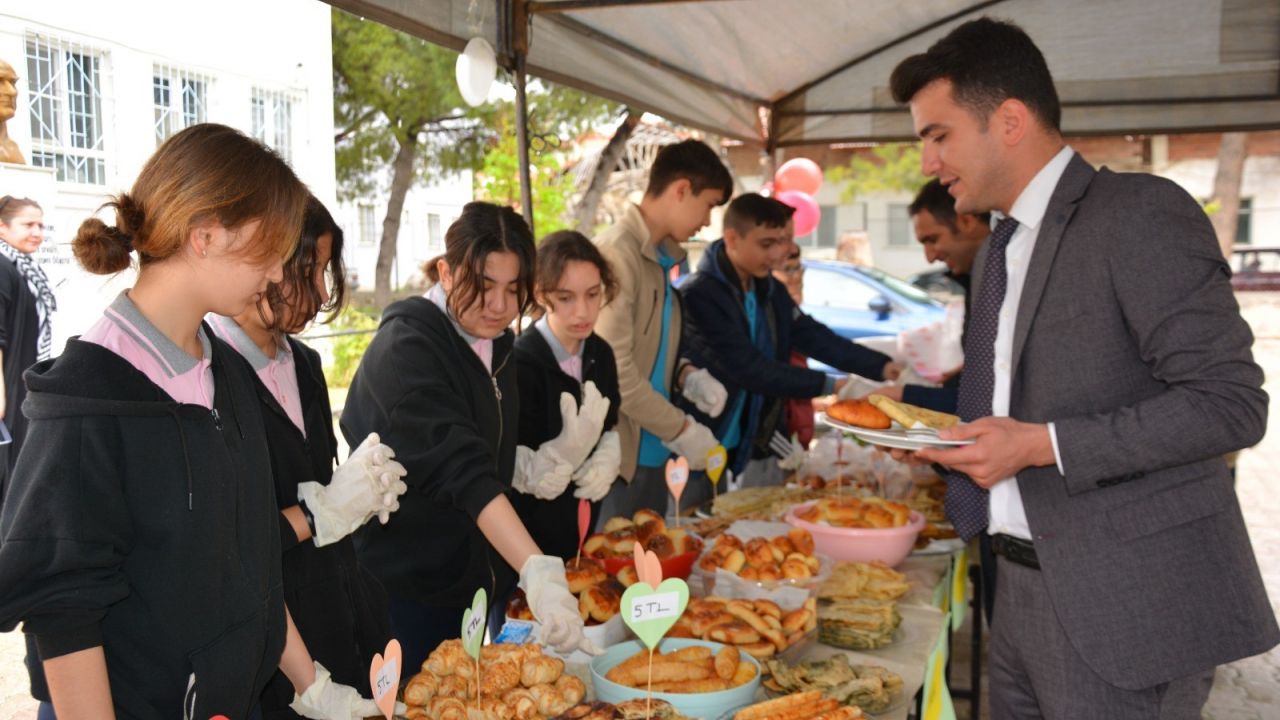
[644,139,733,203]
[424,202,537,319]
[535,229,619,309]
[890,17,1061,132]
[908,179,990,230]
[266,195,347,330]
[723,193,795,237]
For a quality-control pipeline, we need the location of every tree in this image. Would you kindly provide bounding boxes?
[332,9,482,307]
[574,109,642,234]
[828,143,925,202]
[1208,132,1248,259]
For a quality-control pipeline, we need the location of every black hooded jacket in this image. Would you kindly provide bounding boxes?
[339,297,517,608]
[0,332,286,719]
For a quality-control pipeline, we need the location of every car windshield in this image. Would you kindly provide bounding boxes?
[857,266,941,307]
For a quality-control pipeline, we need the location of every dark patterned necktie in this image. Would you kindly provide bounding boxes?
[945,216,1019,540]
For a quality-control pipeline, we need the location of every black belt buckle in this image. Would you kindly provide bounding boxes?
[992,533,1040,570]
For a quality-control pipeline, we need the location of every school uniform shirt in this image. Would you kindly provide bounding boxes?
[0,291,285,719]
[512,319,620,559]
[209,317,391,717]
[339,289,518,608]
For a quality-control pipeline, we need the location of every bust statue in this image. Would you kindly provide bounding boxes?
[0,59,26,165]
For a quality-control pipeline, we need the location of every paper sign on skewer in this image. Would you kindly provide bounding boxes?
[665,456,689,526]
[705,445,727,499]
[621,542,690,720]
[576,498,591,565]
[460,588,487,717]
[367,639,402,720]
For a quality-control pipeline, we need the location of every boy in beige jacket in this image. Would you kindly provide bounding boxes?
[593,140,733,519]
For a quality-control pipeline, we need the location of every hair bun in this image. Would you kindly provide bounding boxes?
[73,216,133,275]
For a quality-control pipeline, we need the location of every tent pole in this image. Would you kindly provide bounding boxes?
[507,0,535,231]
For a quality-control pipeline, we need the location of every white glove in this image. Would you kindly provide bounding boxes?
[512,444,576,500]
[681,368,728,417]
[777,435,806,471]
[298,433,409,547]
[543,382,611,468]
[572,431,621,502]
[290,661,396,719]
[519,555,601,656]
[663,416,718,471]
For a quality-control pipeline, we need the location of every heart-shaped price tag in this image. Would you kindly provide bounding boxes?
[368,639,402,720]
[705,445,727,497]
[631,541,663,591]
[577,498,591,561]
[460,588,487,661]
[665,456,689,502]
[621,577,690,650]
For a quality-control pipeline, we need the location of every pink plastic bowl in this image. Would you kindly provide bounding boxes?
[784,501,925,568]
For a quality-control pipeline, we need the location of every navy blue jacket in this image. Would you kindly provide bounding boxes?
[679,240,892,472]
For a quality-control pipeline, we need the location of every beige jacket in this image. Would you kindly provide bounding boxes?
[593,203,689,480]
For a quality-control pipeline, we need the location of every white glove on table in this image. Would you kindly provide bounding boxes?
[681,368,727,417]
[298,433,409,547]
[512,444,575,500]
[572,431,621,502]
[290,661,396,719]
[519,555,601,656]
[663,416,718,471]
[543,382,611,468]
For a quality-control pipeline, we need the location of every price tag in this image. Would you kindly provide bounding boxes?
[665,456,689,502]
[629,592,682,621]
[705,445,727,484]
[621,577,690,649]
[367,639,402,720]
[461,588,487,660]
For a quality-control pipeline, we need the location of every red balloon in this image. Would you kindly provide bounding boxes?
[776,190,820,237]
[774,158,823,196]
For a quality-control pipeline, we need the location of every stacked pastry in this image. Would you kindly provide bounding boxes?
[817,561,910,602]
[403,640,587,720]
[582,509,703,573]
[507,557,624,626]
[764,654,904,714]
[816,598,902,650]
[552,699,690,719]
[696,528,820,584]
[732,690,864,719]
[793,496,912,529]
[603,644,757,693]
[667,596,817,661]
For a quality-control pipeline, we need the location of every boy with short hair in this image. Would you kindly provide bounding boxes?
[592,139,732,519]
[680,193,901,488]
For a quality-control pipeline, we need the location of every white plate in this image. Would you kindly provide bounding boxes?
[817,413,975,450]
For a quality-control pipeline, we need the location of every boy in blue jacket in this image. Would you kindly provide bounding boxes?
[679,194,901,492]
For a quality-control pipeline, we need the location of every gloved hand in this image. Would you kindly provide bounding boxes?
[520,555,601,656]
[663,416,718,471]
[572,431,621,502]
[777,434,806,471]
[298,433,409,547]
[681,368,727,417]
[543,382,611,469]
[290,661,398,719]
[512,444,576,500]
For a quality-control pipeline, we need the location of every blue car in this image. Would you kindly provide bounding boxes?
[798,260,945,372]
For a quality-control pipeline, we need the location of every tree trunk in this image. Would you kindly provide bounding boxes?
[574,108,641,234]
[375,135,417,308]
[1209,132,1248,260]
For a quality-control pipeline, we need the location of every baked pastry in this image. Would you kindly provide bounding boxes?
[615,564,639,587]
[403,671,438,706]
[868,394,959,430]
[582,533,611,558]
[501,688,538,720]
[429,696,468,720]
[565,557,608,594]
[827,399,892,429]
[520,655,565,687]
[505,589,534,621]
[555,674,586,705]
[578,579,622,624]
[602,516,634,533]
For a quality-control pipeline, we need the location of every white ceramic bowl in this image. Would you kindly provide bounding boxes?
[590,638,762,718]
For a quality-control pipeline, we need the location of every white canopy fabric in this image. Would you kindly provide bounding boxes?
[329,0,1280,146]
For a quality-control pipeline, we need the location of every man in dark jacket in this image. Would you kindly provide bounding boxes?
[679,194,900,493]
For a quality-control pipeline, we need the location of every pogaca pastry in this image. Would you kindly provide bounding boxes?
[794,496,912,529]
[404,640,586,720]
[826,399,891,429]
[507,557,624,626]
[697,528,820,584]
[583,509,703,561]
[667,596,818,660]
[604,644,757,693]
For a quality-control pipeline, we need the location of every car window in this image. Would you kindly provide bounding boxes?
[803,267,882,310]
[857,266,940,307]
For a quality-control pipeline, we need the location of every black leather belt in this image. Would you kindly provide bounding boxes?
[991,533,1040,570]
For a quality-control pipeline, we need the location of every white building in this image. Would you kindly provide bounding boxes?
[0,0,335,346]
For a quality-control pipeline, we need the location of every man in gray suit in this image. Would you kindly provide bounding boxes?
[890,18,1276,718]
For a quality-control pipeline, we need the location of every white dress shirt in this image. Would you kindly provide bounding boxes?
[986,145,1074,541]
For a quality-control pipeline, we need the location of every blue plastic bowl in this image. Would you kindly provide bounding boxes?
[590,638,762,718]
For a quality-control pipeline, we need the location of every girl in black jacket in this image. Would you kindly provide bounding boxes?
[512,230,622,559]
[340,203,607,672]
[211,197,406,719]
[0,124,376,720]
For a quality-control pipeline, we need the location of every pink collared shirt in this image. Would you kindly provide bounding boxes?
[207,315,307,436]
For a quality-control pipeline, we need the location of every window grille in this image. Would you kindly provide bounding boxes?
[153,64,209,145]
[251,87,294,162]
[25,33,108,185]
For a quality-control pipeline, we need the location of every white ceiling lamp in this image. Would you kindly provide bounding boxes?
[455,37,497,107]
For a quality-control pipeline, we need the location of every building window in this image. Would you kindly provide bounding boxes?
[427,213,444,251]
[153,65,209,145]
[1236,197,1252,246]
[25,33,108,185]
[359,204,377,247]
[251,88,294,162]
[887,203,913,246]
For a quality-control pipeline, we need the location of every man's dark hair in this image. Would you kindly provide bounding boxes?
[909,179,991,230]
[645,139,734,203]
[723,193,795,237]
[890,17,1061,132]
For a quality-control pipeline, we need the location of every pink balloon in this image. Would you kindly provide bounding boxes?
[776,190,820,236]
[774,158,823,196]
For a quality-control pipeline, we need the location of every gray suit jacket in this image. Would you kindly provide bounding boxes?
[972,152,1276,690]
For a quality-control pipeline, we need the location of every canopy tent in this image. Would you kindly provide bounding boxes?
[327,0,1280,147]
